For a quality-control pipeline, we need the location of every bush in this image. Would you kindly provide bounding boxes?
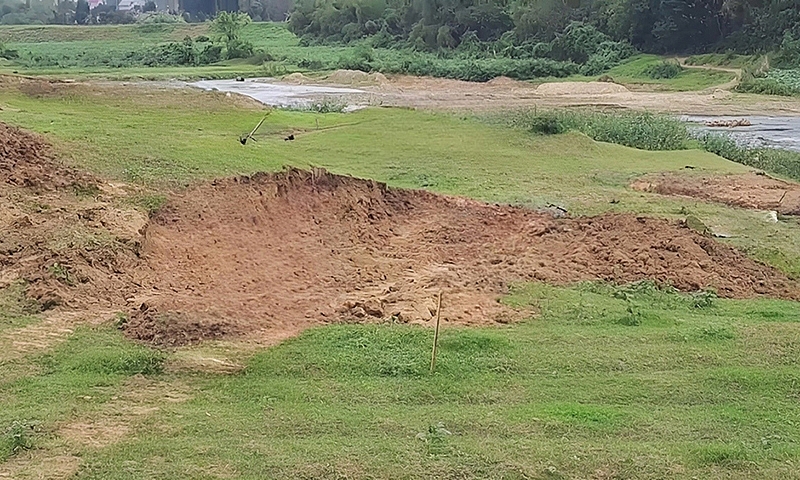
[526,111,567,135]
[226,39,254,59]
[0,42,18,59]
[644,60,682,79]
[1,421,35,460]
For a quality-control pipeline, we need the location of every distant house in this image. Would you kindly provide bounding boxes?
[117,0,146,11]
[87,0,104,9]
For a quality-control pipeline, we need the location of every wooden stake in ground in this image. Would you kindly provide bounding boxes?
[430,291,443,374]
[240,112,271,145]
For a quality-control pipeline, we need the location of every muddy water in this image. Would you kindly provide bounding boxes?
[683,115,800,152]
[191,78,366,108]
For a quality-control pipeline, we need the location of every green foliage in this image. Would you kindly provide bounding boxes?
[0,41,17,59]
[644,60,682,79]
[510,109,691,151]
[698,133,800,182]
[0,421,35,460]
[737,68,800,97]
[39,328,165,376]
[212,11,254,60]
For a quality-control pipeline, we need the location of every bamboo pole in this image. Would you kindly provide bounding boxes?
[430,291,443,374]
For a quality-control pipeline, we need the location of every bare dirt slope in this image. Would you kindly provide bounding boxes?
[127,169,799,345]
[2,122,798,348]
[632,172,800,215]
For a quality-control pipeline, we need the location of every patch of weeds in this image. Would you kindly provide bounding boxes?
[644,60,682,79]
[416,422,452,456]
[614,304,643,326]
[692,443,749,466]
[128,193,168,217]
[507,109,690,151]
[439,331,510,353]
[49,262,73,286]
[696,324,737,341]
[0,281,41,320]
[72,183,101,198]
[0,421,36,460]
[114,311,129,328]
[689,289,717,309]
[281,100,347,114]
[669,323,736,343]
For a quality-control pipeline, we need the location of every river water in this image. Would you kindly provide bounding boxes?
[191,78,367,109]
[683,115,800,152]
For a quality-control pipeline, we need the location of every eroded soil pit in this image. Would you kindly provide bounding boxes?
[128,169,799,345]
[632,172,800,215]
[2,122,798,347]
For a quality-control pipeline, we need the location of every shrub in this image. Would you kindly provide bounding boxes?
[0,42,19,59]
[644,60,682,79]
[526,111,567,135]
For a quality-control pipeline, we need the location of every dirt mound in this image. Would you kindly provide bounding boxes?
[632,172,800,215]
[123,169,798,346]
[281,72,309,84]
[487,76,524,87]
[326,69,388,86]
[1,122,145,311]
[536,81,629,95]
[0,122,92,190]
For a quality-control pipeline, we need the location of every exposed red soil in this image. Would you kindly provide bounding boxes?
[3,121,798,347]
[632,172,800,215]
[124,169,800,346]
[1,122,144,312]
[0,121,93,190]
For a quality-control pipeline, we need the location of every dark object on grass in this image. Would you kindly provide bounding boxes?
[239,113,271,145]
[235,76,245,82]
[610,198,619,204]
[285,134,295,141]
[684,165,696,169]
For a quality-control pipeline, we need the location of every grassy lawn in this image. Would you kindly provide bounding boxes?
[5,284,800,478]
[2,82,800,478]
[537,55,736,91]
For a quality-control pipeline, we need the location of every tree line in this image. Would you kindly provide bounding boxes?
[288,0,800,55]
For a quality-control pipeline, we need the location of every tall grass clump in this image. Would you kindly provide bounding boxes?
[699,133,800,181]
[509,110,690,151]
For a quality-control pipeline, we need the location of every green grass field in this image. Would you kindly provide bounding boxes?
[538,55,736,91]
[2,80,800,478]
[0,24,736,91]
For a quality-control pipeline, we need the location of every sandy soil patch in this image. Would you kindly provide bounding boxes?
[632,172,800,215]
[535,81,630,95]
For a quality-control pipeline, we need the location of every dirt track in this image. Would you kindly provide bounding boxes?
[3,123,800,347]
